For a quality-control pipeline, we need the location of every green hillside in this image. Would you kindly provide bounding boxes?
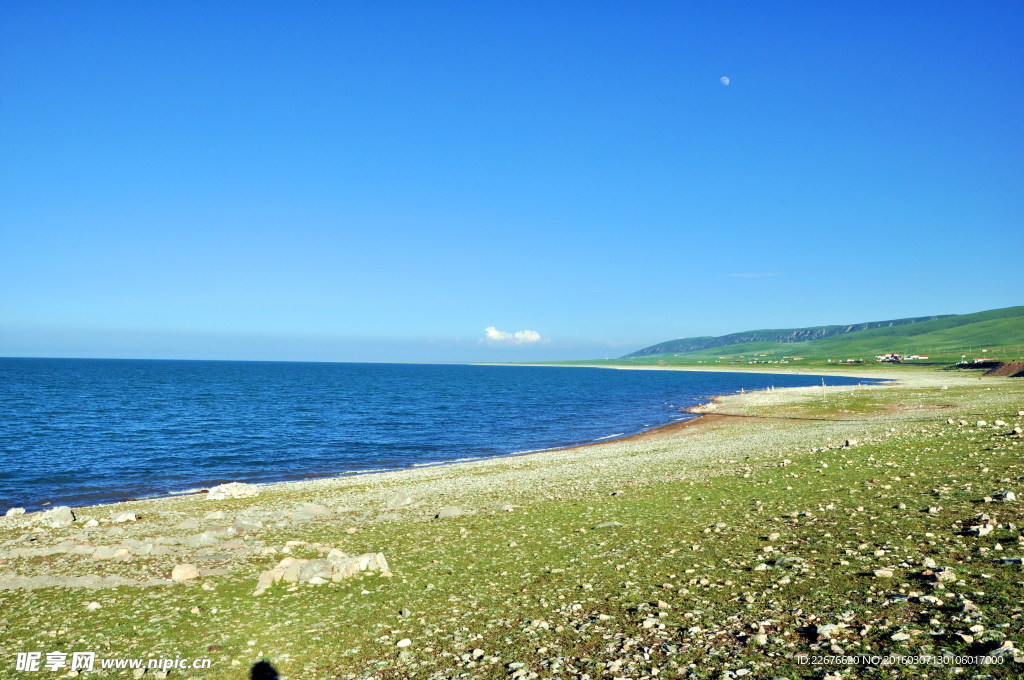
[619,305,1024,367]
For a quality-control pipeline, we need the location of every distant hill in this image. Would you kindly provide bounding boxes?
[623,314,952,357]
[621,306,1024,362]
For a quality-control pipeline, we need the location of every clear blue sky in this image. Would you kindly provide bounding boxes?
[2,2,1022,362]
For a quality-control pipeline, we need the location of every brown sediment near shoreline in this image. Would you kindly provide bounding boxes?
[480,366,898,462]
[538,410,742,456]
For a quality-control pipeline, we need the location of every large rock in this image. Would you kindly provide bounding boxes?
[435,506,464,519]
[5,507,26,516]
[254,550,389,594]
[206,482,259,500]
[38,506,76,528]
[299,559,332,582]
[111,511,137,523]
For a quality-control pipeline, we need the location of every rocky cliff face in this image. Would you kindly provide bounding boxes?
[623,315,952,358]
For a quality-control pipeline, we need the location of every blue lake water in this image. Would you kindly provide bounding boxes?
[0,358,882,510]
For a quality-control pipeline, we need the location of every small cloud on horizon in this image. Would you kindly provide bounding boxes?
[482,326,545,346]
[725,272,782,278]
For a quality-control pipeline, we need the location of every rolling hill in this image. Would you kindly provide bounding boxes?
[621,306,1024,364]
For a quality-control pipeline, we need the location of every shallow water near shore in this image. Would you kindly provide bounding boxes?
[0,358,882,509]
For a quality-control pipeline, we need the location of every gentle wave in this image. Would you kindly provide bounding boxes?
[0,358,884,510]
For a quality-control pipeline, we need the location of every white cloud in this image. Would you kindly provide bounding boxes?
[483,326,544,345]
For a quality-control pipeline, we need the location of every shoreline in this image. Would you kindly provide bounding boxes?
[6,365,893,514]
[2,365,917,521]
[0,367,989,535]
[9,412,717,514]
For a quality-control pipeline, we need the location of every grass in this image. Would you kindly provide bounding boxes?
[1,371,1022,679]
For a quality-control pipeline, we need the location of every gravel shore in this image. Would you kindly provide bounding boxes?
[2,366,1020,679]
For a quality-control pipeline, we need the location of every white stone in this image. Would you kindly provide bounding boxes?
[816,624,840,639]
[206,482,259,500]
[384,492,413,509]
[38,506,76,528]
[171,564,201,582]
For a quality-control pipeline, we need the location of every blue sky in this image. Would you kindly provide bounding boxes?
[2,2,1022,362]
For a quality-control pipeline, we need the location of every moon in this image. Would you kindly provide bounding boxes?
[720,76,730,86]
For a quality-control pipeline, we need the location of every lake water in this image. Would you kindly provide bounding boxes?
[0,358,881,510]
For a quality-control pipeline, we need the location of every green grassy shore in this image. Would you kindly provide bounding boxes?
[1,367,1022,679]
